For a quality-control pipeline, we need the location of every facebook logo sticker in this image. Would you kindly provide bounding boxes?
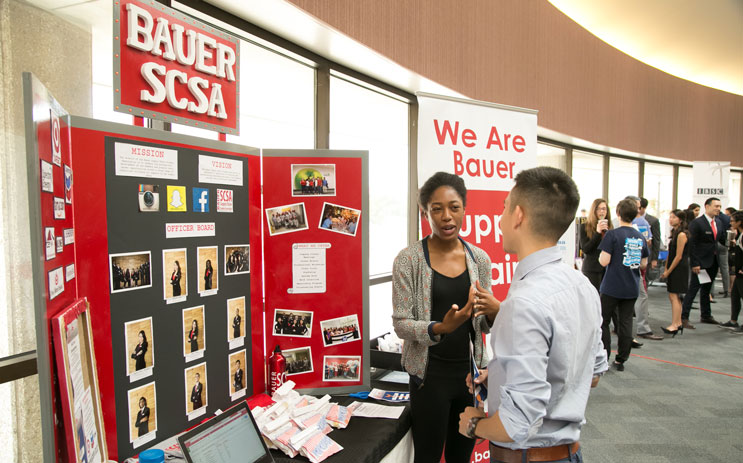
[192,188,209,212]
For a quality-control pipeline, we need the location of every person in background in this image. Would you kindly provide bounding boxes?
[634,197,663,341]
[640,197,661,274]
[681,197,725,328]
[458,167,607,463]
[687,203,701,219]
[392,172,496,463]
[720,211,743,332]
[726,207,738,292]
[715,208,731,297]
[661,210,689,336]
[599,198,649,371]
[135,397,150,437]
[579,198,612,292]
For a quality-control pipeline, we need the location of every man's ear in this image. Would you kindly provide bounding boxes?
[513,204,525,229]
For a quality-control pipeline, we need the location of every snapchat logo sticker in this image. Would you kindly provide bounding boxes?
[167,185,187,212]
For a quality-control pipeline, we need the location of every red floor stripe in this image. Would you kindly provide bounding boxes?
[619,351,743,379]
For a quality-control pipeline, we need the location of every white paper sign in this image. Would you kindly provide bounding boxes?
[66,264,75,282]
[45,227,56,260]
[67,319,84,404]
[199,155,243,186]
[64,228,75,245]
[115,142,178,180]
[216,189,233,213]
[54,197,66,219]
[48,267,64,300]
[165,223,216,239]
[81,388,102,463]
[290,243,330,294]
[41,160,54,193]
[51,110,62,166]
[56,237,64,253]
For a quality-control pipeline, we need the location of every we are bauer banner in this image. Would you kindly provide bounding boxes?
[417,93,537,300]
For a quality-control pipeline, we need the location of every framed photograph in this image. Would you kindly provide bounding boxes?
[182,305,206,359]
[320,314,360,347]
[322,356,361,382]
[265,202,308,236]
[284,346,313,376]
[224,244,250,275]
[197,246,218,295]
[291,164,336,197]
[109,251,152,294]
[163,248,188,302]
[184,363,208,417]
[124,317,154,380]
[227,296,246,342]
[318,202,360,237]
[127,382,157,444]
[272,309,313,338]
[228,349,247,398]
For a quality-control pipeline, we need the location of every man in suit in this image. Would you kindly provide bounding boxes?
[681,197,726,328]
[634,198,663,340]
[191,372,203,410]
[234,359,244,391]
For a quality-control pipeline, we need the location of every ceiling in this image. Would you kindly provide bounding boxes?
[548,0,743,96]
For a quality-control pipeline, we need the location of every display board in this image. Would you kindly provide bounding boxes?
[51,299,108,463]
[22,72,80,461]
[262,150,369,394]
[70,117,262,461]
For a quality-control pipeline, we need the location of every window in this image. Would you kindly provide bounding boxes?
[677,166,694,211]
[329,76,409,278]
[643,163,674,243]
[536,143,566,171]
[608,157,639,211]
[728,172,741,209]
[572,151,604,215]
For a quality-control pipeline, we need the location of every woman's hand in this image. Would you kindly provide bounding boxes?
[434,300,473,335]
[661,269,670,279]
[473,281,500,323]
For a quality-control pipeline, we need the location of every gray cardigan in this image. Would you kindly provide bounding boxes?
[391,239,492,381]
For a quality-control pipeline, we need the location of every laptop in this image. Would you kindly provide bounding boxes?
[177,402,274,463]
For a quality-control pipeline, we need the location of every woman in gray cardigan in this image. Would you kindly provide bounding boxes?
[392,172,499,463]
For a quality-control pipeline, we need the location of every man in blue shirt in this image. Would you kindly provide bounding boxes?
[458,167,607,463]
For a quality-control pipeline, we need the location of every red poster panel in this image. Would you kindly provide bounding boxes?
[262,151,369,394]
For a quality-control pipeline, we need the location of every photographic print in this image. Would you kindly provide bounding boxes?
[227,296,246,341]
[284,346,313,376]
[318,202,360,237]
[128,382,157,443]
[291,164,336,197]
[320,314,360,347]
[228,350,247,397]
[266,203,308,236]
[197,246,218,295]
[125,317,154,380]
[163,248,187,302]
[184,363,208,416]
[138,184,159,212]
[225,244,250,275]
[110,251,152,294]
[272,309,313,338]
[322,356,361,382]
[182,305,206,359]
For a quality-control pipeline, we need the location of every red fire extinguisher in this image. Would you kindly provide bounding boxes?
[268,345,286,395]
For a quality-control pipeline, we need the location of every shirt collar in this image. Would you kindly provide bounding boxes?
[512,246,562,281]
[705,213,715,223]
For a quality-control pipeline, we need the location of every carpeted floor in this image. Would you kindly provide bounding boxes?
[581,281,743,462]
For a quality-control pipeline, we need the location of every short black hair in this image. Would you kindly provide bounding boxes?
[726,207,737,214]
[704,197,720,206]
[617,198,638,223]
[510,167,579,241]
[639,197,649,209]
[732,211,743,223]
[418,172,467,208]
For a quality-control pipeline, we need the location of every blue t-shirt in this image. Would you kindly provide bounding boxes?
[599,226,649,299]
[632,216,651,242]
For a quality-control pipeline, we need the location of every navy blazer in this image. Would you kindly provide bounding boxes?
[687,215,726,269]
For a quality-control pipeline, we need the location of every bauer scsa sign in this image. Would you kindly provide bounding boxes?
[114,0,240,134]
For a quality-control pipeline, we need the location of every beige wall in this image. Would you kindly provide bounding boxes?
[288,0,742,165]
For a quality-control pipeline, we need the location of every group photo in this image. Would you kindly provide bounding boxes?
[272,309,313,338]
[224,244,249,275]
[318,202,360,237]
[283,346,313,376]
[266,203,308,236]
[322,356,360,382]
[109,251,152,294]
[320,314,360,347]
[291,164,336,196]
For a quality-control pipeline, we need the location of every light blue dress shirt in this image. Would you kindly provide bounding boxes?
[487,246,608,449]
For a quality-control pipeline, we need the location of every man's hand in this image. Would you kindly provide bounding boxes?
[692,266,701,274]
[465,369,489,394]
[458,406,486,438]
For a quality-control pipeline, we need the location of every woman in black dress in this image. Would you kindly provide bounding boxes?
[661,209,689,335]
[232,308,241,338]
[135,397,150,437]
[188,319,199,352]
[171,260,182,297]
[131,330,148,371]
[579,198,613,291]
[204,259,213,290]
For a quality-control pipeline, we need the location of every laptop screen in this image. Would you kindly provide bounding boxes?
[180,405,270,463]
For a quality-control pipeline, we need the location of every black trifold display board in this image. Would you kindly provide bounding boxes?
[104,137,252,455]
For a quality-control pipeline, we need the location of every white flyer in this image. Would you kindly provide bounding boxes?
[165,222,216,239]
[45,227,56,260]
[81,388,102,463]
[697,269,711,284]
[66,264,75,282]
[348,402,405,419]
[54,197,66,219]
[48,267,64,300]
[115,142,178,180]
[41,160,54,193]
[198,155,243,186]
[67,319,84,405]
[64,228,75,245]
[289,243,330,294]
